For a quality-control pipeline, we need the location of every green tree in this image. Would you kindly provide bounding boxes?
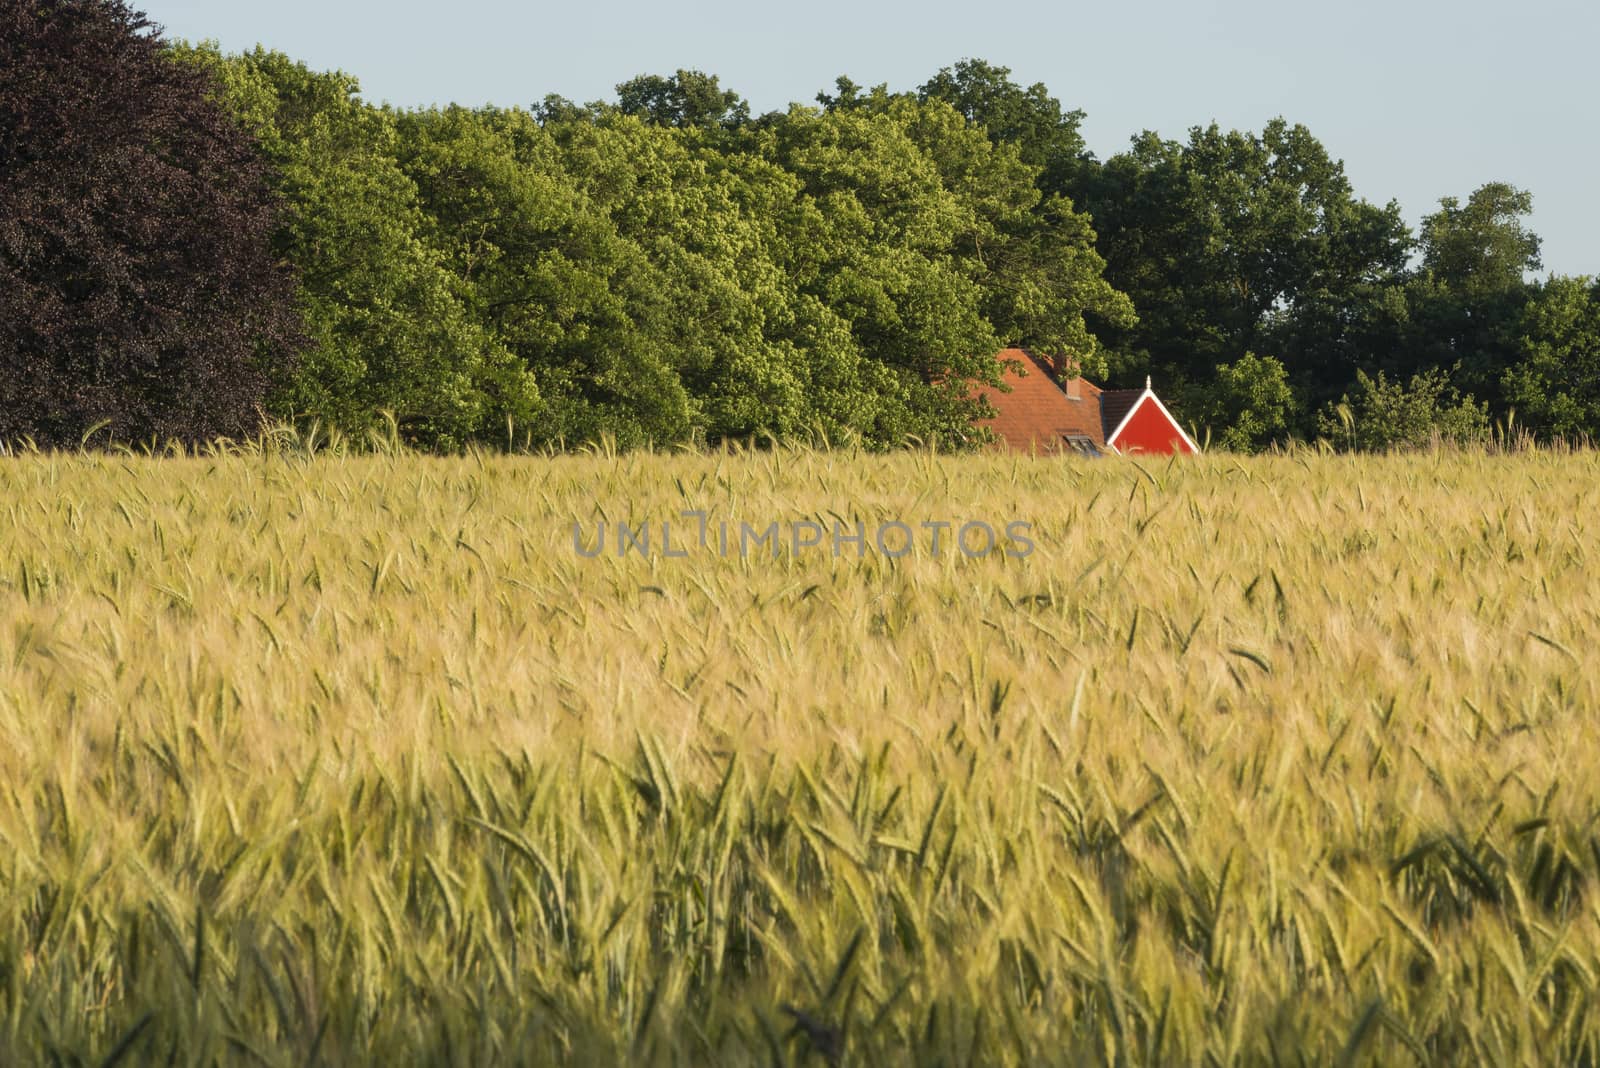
[615,70,750,129]
[549,109,878,444]
[802,83,1135,385]
[1401,182,1542,410]
[862,94,1133,377]
[395,106,694,447]
[1502,276,1600,439]
[916,58,1088,197]
[1198,353,1298,452]
[404,102,886,448]
[1079,119,1412,402]
[1420,182,1541,297]
[179,45,533,447]
[813,75,880,113]
[759,103,1007,443]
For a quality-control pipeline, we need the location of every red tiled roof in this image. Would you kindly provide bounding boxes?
[974,349,1106,453]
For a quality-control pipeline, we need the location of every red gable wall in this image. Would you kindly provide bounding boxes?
[1108,395,1198,455]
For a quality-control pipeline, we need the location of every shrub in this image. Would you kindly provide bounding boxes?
[1317,367,1489,451]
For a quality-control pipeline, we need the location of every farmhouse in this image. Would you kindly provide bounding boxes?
[974,348,1199,456]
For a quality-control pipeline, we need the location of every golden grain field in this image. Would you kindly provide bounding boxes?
[2,444,1598,1065]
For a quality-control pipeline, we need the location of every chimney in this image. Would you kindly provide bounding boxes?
[1066,376,1080,400]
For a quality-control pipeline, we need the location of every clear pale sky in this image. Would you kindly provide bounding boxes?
[140,0,1596,278]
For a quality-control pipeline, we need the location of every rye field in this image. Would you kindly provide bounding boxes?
[2,444,1599,1066]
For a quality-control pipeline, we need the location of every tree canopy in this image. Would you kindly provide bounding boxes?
[157,49,1138,449]
[0,0,301,447]
[8,23,1595,453]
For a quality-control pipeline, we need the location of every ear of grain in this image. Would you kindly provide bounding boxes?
[0,447,1598,1063]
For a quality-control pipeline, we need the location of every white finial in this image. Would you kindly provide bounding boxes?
[1146,375,1152,390]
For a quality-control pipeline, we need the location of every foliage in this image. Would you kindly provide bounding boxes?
[1068,128,1561,447]
[1317,367,1490,451]
[395,106,696,447]
[3,448,1600,1063]
[1399,183,1545,409]
[1076,120,1412,397]
[916,58,1088,197]
[616,69,750,129]
[1199,352,1298,452]
[0,0,301,447]
[753,103,1006,443]
[1502,275,1600,440]
[178,45,533,448]
[149,53,1137,451]
[9,28,1587,454]
[1420,182,1542,298]
[885,95,1135,379]
[798,85,1133,385]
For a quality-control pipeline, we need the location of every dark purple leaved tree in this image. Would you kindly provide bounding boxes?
[0,0,302,448]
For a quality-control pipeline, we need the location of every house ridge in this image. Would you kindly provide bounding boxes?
[973,348,1198,456]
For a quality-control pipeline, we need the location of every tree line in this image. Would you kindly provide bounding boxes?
[4,0,1596,452]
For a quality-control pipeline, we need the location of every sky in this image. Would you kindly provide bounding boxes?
[140,0,1597,278]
